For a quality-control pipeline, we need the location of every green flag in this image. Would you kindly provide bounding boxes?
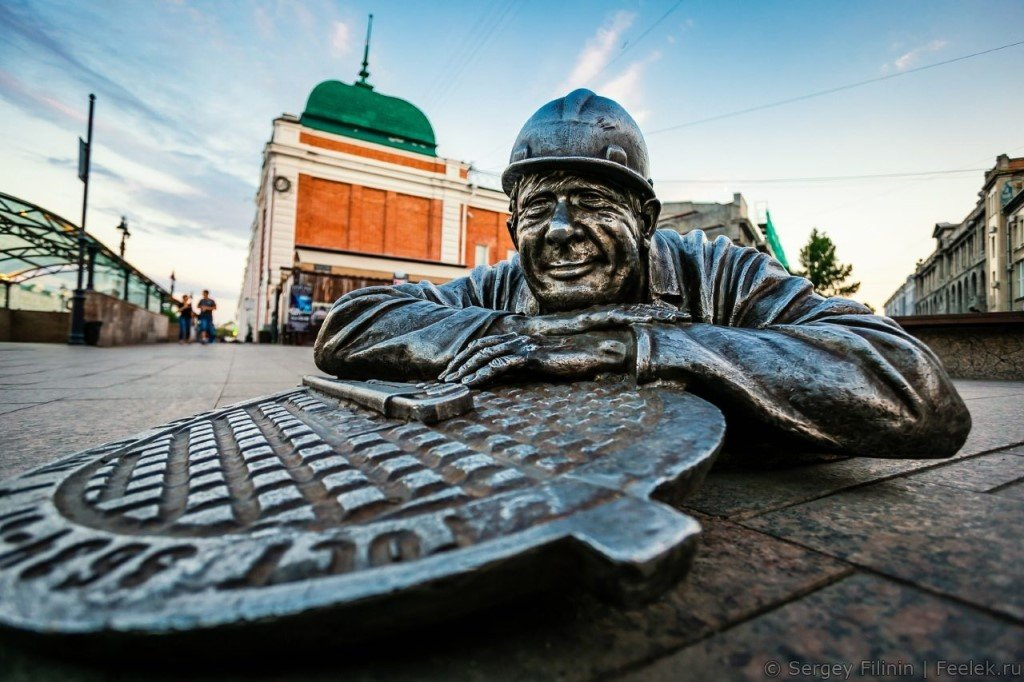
[763,210,790,271]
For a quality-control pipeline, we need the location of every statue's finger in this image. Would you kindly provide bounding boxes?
[445,337,527,382]
[442,334,519,378]
[462,354,527,387]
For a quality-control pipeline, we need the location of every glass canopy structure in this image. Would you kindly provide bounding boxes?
[0,191,173,313]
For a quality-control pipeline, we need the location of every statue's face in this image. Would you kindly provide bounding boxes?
[514,172,647,312]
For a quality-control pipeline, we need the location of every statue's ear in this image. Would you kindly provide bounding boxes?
[506,213,519,249]
[506,190,520,249]
[641,198,661,240]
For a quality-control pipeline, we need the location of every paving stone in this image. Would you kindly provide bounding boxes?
[958,395,1024,455]
[907,449,1024,492]
[953,379,1024,400]
[991,479,1024,501]
[0,402,50,416]
[684,457,941,519]
[686,393,1024,520]
[0,398,213,479]
[623,573,1024,682]
[742,478,1024,620]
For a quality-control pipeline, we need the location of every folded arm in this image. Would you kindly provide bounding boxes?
[634,231,970,458]
[313,265,518,380]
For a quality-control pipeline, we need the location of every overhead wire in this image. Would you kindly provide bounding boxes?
[466,1,685,170]
[425,0,519,110]
[649,39,1024,134]
[419,0,505,102]
[589,0,685,82]
[655,168,987,185]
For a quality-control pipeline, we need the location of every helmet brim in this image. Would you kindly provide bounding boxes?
[501,157,655,200]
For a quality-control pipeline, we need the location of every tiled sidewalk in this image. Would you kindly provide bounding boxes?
[0,343,1022,680]
[0,342,317,479]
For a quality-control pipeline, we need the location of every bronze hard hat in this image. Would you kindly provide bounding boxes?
[501,89,655,199]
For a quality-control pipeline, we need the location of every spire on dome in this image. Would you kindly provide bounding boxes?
[356,14,374,90]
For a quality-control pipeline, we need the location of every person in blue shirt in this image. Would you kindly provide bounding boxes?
[196,290,217,344]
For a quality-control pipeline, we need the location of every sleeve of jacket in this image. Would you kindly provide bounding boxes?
[313,262,519,381]
[634,230,971,458]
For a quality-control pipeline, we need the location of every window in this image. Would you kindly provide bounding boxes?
[474,244,489,267]
[1019,262,1024,301]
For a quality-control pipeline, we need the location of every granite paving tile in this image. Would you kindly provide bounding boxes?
[906,449,1024,492]
[682,458,943,519]
[953,379,1024,400]
[991,480,1024,501]
[685,388,1024,519]
[0,402,51,416]
[622,573,1024,681]
[0,387,89,401]
[742,478,1024,620]
[80,382,226,400]
[0,397,215,478]
[958,395,1024,456]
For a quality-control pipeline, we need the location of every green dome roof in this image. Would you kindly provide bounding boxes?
[300,80,437,157]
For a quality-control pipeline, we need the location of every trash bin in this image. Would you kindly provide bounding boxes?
[84,321,103,346]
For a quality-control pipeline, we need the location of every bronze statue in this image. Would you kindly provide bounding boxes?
[314,89,970,459]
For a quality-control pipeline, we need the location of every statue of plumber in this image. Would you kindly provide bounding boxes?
[314,89,970,458]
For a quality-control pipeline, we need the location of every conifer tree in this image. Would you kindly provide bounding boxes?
[794,228,861,297]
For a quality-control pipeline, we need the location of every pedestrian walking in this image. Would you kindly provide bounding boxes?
[177,295,194,344]
[196,290,217,344]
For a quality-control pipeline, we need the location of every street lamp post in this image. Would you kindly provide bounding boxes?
[68,94,96,345]
[117,216,130,258]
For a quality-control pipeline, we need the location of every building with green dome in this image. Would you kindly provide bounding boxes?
[237,41,511,343]
[300,79,437,157]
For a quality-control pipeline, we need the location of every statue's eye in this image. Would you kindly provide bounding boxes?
[576,192,606,208]
[522,198,553,217]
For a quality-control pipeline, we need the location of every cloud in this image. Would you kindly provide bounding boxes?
[44,156,124,182]
[555,11,660,123]
[330,20,351,58]
[599,52,661,123]
[253,6,274,40]
[560,11,635,91]
[0,3,189,137]
[884,39,948,73]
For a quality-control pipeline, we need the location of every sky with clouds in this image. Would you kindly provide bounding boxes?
[1,0,1023,315]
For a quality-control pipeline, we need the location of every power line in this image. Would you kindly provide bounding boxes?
[467,2,684,167]
[649,39,1024,135]
[591,0,685,82]
[425,0,518,109]
[656,168,987,184]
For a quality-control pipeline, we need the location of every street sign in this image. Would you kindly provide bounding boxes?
[77,137,89,182]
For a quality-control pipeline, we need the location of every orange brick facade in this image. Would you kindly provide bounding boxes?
[465,207,515,266]
[296,174,444,262]
[300,132,447,174]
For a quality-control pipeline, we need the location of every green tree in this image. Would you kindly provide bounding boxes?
[794,228,861,298]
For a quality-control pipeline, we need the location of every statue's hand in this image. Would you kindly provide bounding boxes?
[439,332,632,387]
[493,304,687,337]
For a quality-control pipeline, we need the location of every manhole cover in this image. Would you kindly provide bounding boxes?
[0,379,724,642]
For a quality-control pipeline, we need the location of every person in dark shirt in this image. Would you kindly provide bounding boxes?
[196,290,217,345]
[177,294,194,344]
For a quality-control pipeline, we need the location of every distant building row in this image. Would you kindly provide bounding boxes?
[885,155,1024,317]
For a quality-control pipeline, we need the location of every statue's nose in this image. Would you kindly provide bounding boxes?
[545,201,574,245]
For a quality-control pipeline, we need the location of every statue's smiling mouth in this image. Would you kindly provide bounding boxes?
[546,257,599,279]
